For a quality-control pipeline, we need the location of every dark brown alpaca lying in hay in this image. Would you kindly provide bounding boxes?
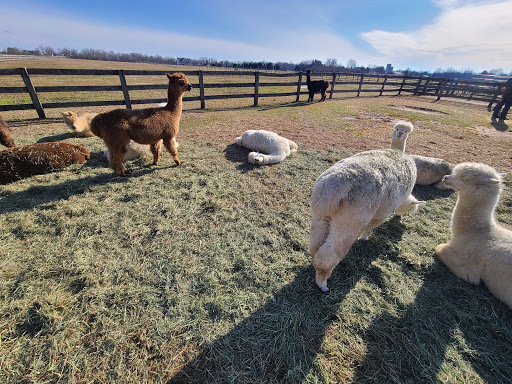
[0,114,16,148]
[90,73,192,176]
[306,68,330,102]
[0,142,90,184]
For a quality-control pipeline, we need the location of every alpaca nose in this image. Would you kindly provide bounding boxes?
[187,84,192,90]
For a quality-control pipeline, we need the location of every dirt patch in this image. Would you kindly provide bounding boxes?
[389,105,449,115]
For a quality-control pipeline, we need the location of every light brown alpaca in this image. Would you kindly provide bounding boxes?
[0,114,16,148]
[435,162,512,309]
[90,73,191,176]
[61,111,97,137]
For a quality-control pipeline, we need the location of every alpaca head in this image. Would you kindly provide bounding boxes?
[248,152,265,165]
[442,162,506,192]
[166,73,192,94]
[390,121,414,151]
[62,111,79,131]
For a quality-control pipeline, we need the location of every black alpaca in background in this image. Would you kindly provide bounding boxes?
[306,68,330,102]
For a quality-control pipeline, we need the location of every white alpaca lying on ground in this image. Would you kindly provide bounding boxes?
[103,141,155,161]
[435,162,512,309]
[390,120,452,190]
[235,129,298,165]
[310,149,422,292]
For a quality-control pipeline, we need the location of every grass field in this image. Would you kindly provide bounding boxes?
[1,58,512,384]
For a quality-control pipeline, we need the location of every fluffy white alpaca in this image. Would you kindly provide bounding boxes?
[103,141,155,161]
[390,120,452,190]
[235,129,298,165]
[310,149,422,292]
[390,121,414,152]
[435,162,512,309]
[61,111,97,137]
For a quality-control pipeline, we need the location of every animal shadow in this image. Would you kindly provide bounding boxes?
[350,259,512,383]
[491,117,509,131]
[168,217,408,383]
[412,184,454,201]
[223,143,258,173]
[37,133,77,142]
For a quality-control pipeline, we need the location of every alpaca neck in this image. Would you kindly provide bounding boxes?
[306,73,311,84]
[391,139,406,152]
[165,89,183,113]
[451,191,499,235]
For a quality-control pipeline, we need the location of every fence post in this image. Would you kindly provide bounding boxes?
[118,70,132,109]
[18,67,45,119]
[435,79,448,101]
[379,75,388,96]
[398,75,407,95]
[254,71,260,106]
[357,74,364,97]
[296,72,303,102]
[413,75,423,95]
[329,72,336,99]
[198,70,205,109]
[488,83,503,109]
[422,78,432,95]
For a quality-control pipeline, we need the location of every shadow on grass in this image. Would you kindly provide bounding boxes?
[7,118,62,127]
[37,132,77,142]
[168,217,407,383]
[350,260,512,383]
[0,162,157,215]
[412,184,454,201]
[491,117,509,132]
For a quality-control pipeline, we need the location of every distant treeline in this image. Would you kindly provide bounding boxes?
[2,46,510,80]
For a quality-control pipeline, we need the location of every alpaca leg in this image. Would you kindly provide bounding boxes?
[435,243,481,285]
[320,90,326,102]
[312,211,368,292]
[150,140,162,165]
[308,92,314,102]
[108,146,128,176]
[309,213,330,257]
[163,137,181,165]
[359,217,387,240]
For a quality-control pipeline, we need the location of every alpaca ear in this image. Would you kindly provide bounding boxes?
[413,200,426,205]
[498,173,507,180]
[166,73,174,82]
[477,176,501,184]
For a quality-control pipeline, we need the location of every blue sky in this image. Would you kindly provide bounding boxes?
[2,0,512,73]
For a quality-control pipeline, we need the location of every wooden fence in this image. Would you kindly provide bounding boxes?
[0,68,507,119]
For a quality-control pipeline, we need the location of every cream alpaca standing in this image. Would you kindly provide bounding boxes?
[310,149,422,292]
[390,120,452,190]
[435,162,512,309]
[235,129,298,165]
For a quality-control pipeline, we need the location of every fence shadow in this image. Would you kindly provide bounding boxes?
[168,217,407,383]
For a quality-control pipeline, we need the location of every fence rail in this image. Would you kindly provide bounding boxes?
[0,68,506,118]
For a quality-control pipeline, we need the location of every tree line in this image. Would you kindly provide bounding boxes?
[2,46,510,79]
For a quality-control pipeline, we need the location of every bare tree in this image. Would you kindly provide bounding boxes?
[347,59,357,69]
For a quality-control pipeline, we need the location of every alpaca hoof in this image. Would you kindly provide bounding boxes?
[175,159,182,166]
[316,280,329,293]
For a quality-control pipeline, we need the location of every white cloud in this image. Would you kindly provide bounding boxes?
[0,5,375,66]
[361,1,512,71]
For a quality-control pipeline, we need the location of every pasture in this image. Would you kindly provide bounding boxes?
[1,59,512,383]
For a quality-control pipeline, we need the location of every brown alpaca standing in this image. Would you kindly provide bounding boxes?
[306,69,330,102]
[90,73,192,176]
[0,114,16,148]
